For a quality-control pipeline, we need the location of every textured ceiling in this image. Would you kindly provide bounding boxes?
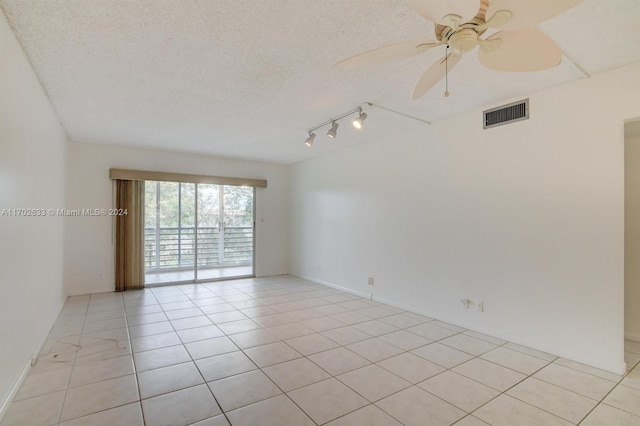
[2,0,639,164]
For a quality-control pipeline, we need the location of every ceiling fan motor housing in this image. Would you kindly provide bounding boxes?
[448,29,479,53]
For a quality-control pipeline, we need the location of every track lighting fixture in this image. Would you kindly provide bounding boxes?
[352,109,367,129]
[304,132,316,147]
[304,103,371,147]
[303,102,431,148]
[327,121,339,139]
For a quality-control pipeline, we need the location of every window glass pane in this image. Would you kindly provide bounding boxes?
[197,184,220,268]
[224,186,253,226]
[222,186,253,265]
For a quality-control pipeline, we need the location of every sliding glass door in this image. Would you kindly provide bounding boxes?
[144,181,254,285]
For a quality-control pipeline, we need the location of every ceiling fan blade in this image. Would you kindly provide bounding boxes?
[486,0,584,30]
[412,53,462,99]
[475,10,513,31]
[335,39,440,69]
[409,0,479,26]
[478,28,562,72]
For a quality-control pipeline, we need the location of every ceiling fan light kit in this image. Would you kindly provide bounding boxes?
[448,29,480,54]
[336,0,585,99]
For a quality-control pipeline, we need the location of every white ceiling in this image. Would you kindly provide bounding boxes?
[2,0,639,164]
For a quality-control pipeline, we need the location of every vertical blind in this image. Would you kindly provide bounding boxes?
[114,179,145,291]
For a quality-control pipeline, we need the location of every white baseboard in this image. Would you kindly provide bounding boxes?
[292,275,372,300]
[625,331,640,343]
[0,297,68,423]
[0,360,31,422]
[293,274,483,333]
[289,274,628,375]
[0,330,52,422]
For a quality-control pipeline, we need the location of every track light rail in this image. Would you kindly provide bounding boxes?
[303,101,430,148]
[306,103,372,134]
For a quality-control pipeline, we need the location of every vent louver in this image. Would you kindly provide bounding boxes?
[483,99,529,129]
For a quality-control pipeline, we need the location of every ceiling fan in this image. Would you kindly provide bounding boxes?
[336,0,584,99]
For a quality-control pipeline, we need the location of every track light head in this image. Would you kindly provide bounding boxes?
[327,121,339,139]
[352,110,367,129]
[304,132,316,147]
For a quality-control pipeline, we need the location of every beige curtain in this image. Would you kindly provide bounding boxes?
[114,179,145,291]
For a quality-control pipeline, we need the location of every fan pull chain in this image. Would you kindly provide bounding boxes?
[444,45,450,97]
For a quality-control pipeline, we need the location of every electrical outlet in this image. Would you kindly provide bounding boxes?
[476,301,484,312]
[368,277,375,286]
[460,298,469,308]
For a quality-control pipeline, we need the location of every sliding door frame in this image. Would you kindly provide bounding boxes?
[144,182,255,286]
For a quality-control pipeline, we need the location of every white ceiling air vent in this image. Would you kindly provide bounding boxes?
[483,99,529,129]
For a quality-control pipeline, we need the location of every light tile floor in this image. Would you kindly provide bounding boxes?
[2,275,640,425]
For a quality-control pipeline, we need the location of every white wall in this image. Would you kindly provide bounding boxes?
[64,142,289,295]
[290,62,640,374]
[625,132,640,342]
[0,11,68,413]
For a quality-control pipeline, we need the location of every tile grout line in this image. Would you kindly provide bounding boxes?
[54,293,134,425]
[54,294,90,426]
[130,288,160,426]
[175,285,235,426]
[574,365,639,424]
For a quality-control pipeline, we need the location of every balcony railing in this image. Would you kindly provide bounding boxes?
[144,226,253,271]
